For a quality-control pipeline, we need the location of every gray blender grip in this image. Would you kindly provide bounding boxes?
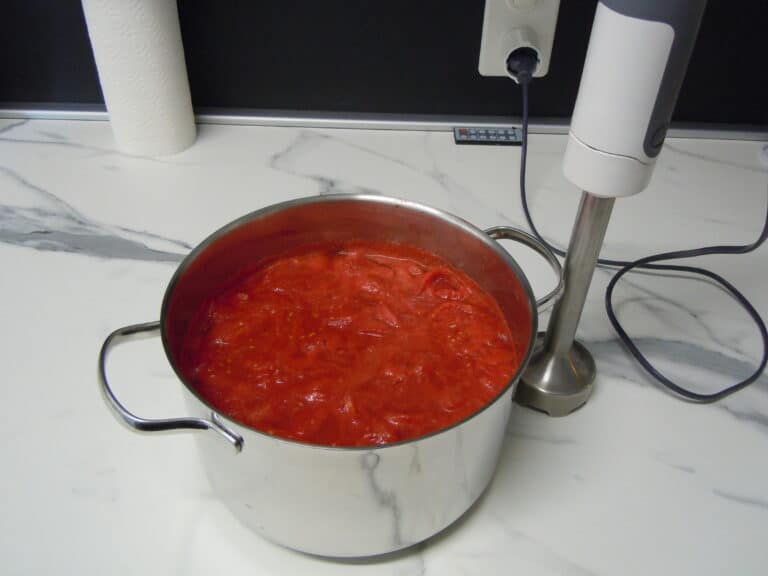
[601,0,708,157]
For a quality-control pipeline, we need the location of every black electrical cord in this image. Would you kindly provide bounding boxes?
[518,79,768,402]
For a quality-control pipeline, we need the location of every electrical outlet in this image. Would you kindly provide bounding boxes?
[478,0,560,79]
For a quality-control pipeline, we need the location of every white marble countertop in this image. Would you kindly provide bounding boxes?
[1,117,767,575]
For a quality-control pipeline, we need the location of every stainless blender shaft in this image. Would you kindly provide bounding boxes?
[516,191,614,416]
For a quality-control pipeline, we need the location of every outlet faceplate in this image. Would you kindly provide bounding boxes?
[478,0,560,79]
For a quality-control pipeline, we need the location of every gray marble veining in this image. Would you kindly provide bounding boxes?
[270,129,521,226]
[712,489,768,512]
[597,264,755,359]
[0,119,28,135]
[483,509,601,576]
[665,143,768,174]
[0,164,189,262]
[0,118,186,163]
[269,130,385,197]
[654,451,696,474]
[363,452,405,548]
[585,336,768,392]
[719,405,768,432]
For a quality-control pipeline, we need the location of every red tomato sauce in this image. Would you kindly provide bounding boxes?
[180,240,520,446]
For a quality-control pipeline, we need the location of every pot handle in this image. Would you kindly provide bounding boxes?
[98,321,244,452]
[485,226,563,309]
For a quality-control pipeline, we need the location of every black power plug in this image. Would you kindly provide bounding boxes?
[506,47,539,85]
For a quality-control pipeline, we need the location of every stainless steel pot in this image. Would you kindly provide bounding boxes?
[99,194,561,557]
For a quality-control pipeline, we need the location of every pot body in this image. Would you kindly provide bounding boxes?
[101,194,547,557]
[183,385,512,556]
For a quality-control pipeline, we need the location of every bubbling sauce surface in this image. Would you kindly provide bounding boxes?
[180,240,520,446]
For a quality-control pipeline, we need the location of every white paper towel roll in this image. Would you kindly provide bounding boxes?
[81,0,196,156]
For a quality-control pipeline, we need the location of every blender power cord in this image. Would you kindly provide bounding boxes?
[512,58,768,402]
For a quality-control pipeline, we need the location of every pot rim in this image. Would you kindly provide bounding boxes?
[159,193,539,452]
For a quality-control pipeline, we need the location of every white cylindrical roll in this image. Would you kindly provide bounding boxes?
[81,0,196,156]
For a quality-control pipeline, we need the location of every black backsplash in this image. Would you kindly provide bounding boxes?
[3,1,766,126]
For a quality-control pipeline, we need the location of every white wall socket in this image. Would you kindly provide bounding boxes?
[478,0,561,80]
